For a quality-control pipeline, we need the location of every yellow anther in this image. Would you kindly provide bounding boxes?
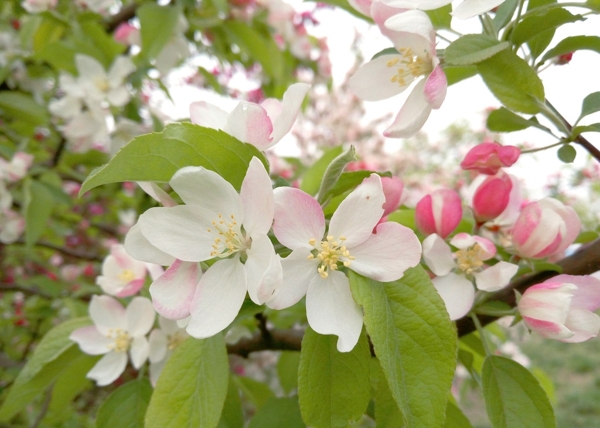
[108,328,132,353]
[167,332,186,350]
[308,238,316,245]
[454,244,486,275]
[310,235,355,279]
[118,269,135,283]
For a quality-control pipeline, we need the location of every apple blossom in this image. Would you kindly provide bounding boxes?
[471,170,513,223]
[415,189,462,239]
[423,233,518,320]
[380,0,506,20]
[0,152,33,182]
[511,198,580,259]
[190,83,310,150]
[128,157,282,339]
[268,174,421,352]
[349,10,447,138]
[460,141,521,175]
[70,295,155,386]
[381,176,404,217]
[21,0,57,13]
[96,244,148,297]
[148,316,189,385]
[518,275,600,342]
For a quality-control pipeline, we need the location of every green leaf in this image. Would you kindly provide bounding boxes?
[298,327,371,428]
[96,379,153,428]
[486,107,541,132]
[522,0,557,59]
[444,402,473,428]
[234,376,274,409]
[477,49,545,114]
[23,179,56,248]
[387,209,416,232]
[482,355,556,428]
[80,123,267,195]
[348,267,457,428]
[32,14,66,53]
[540,35,600,64]
[217,377,244,428]
[0,91,49,125]
[79,21,126,67]
[145,336,229,428]
[300,146,344,196]
[557,144,576,163]
[426,5,452,29]
[445,35,510,66]
[575,230,599,244]
[316,146,357,204]
[248,397,304,428]
[443,65,478,86]
[572,123,600,136]
[138,4,180,61]
[277,351,301,394]
[512,8,584,48]
[578,92,600,122]
[493,0,518,31]
[372,359,404,428]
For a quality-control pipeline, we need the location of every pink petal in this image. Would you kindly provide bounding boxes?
[518,283,575,324]
[423,66,447,109]
[473,261,518,292]
[562,307,600,343]
[70,326,113,355]
[266,249,318,310]
[432,273,475,321]
[150,260,202,320]
[89,295,127,336]
[349,55,413,102]
[87,351,128,386]
[381,176,404,216]
[540,198,581,256]
[522,316,574,340]
[187,258,247,339]
[545,274,600,312]
[306,270,363,352]
[383,79,432,138]
[189,101,228,129]
[273,187,325,250]
[422,234,455,276]
[268,83,310,147]
[349,222,421,282]
[348,0,372,16]
[126,297,156,337]
[115,279,145,297]
[371,1,409,43]
[124,223,176,266]
[224,102,273,149]
[245,234,282,305]
[240,157,274,237]
[329,174,386,248]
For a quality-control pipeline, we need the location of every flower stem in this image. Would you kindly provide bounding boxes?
[470,312,493,356]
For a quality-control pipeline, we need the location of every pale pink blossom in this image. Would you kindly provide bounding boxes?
[70,295,155,386]
[423,233,518,320]
[518,275,600,342]
[381,0,506,20]
[0,152,33,182]
[381,176,404,217]
[460,141,521,175]
[96,244,148,297]
[415,189,462,239]
[21,0,57,13]
[0,208,25,244]
[268,175,421,352]
[114,23,141,46]
[511,198,580,259]
[471,170,513,223]
[190,83,309,150]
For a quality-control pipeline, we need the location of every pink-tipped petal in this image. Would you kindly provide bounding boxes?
[349,55,413,101]
[384,80,432,139]
[115,279,145,297]
[422,234,455,276]
[329,174,385,248]
[87,351,128,386]
[187,258,247,339]
[266,249,318,310]
[384,9,435,42]
[433,273,475,321]
[150,260,202,320]
[224,102,273,149]
[306,270,363,353]
[473,261,518,292]
[89,295,127,336]
[273,187,325,250]
[423,66,447,109]
[349,222,421,282]
[245,234,282,305]
[522,316,574,340]
[545,274,600,312]
[189,101,228,129]
[268,83,310,146]
[126,297,156,337]
[240,158,274,237]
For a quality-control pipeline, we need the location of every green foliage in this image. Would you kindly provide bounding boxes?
[96,379,153,428]
[348,267,457,428]
[445,402,473,428]
[234,376,274,409]
[444,35,510,66]
[217,377,244,428]
[138,3,181,61]
[0,91,49,126]
[493,0,519,31]
[248,397,304,428]
[486,107,549,132]
[540,35,600,64]
[316,145,357,204]
[300,146,344,196]
[443,66,478,86]
[426,5,452,29]
[577,91,600,123]
[80,124,267,194]
[371,359,404,428]
[145,336,229,428]
[557,144,577,163]
[23,178,56,248]
[482,355,556,428]
[277,351,301,394]
[513,8,584,54]
[298,327,371,427]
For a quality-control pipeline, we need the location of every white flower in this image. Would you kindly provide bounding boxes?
[70,295,155,386]
[0,152,33,182]
[148,316,189,385]
[96,244,148,297]
[21,0,57,13]
[380,0,506,19]
[269,174,421,352]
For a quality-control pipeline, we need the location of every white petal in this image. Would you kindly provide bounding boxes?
[70,326,112,355]
[224,102,273,149]
[87,351,128,386]
[349,222,421,282]
[329,174,385,248]
[107,87,130,107]
[381,0,451,9]
[384,10,434,45]
[187,258,247,339]
[349,55,412,101]
[269,83,310,146]
[189,101,228,129]
[306,270,363,352]
[107,56,135,85]
[452,0,505,19]
[474,261,518,292]
[76,54,105,80]
[245,235,282,304]
[137,182,177,207]
[150,260,202,320]
[124,223,176,266]
[150,358,167,387]
[240,157,274,237]
[562,307,600,343]
[148,329,168,363]
[126,297,156,337]
[273,187,325,250]
[422,234,455,276]
[89,295,127,336]
[383,79,432,138]
[129,336,150,369]
[433,273,475,321]
[267,249,318,310]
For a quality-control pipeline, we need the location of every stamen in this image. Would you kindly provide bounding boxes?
[310,235,355,279]
[455,243,485,275]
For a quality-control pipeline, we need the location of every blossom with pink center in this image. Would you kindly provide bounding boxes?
[518,275,600,342]
[349,10,447,138]
[423,233,518,320]
[381,0,506,20]
[268,175,421,352]
[511,198,580,259]
[70,295,155,386]
[190,83,310,150]
[471,170,513,223]
[96,244,148,297]
[460,141,521,175]
[127,158,282,339]
[415,189,462,239]
[0,152,34,182]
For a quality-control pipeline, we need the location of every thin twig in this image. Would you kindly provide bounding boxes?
[11,239,103,262]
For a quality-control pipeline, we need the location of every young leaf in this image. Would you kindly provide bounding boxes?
[572,123,600,136]
[540,35,600,64]
[300,146,344,196]
[348,267,457,428]
[577,92,600,122]
[145,336,229,428]
[23,179,56,248]
[523,0,558,59]
[426,5,452,29]
[234,376,274,409]
[248,397,304,428]
[80,123,267,195]
[486,108,549,132]
[557,144,577,163]
[444,402,473,428]
[477,50,545,114]
[443,66,478,86]
[0,91,49,125]
[96,379,153,428]
[217,377,244,428]
[493,0,518,31]
[445,35,510,66]
[316,145,357,204]
[277,351,301,394]
[482,355,556,428]
[371,359,404,428]
[512,8,584,48]
[298,327,371,428]
[138,3,180,61]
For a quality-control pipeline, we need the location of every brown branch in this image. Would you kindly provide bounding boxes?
[105,3,138,32]
[226,328,303,357]
[457,238,600,336]
[12,239,103,262]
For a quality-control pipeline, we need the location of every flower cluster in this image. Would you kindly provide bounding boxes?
[0,152,32,244]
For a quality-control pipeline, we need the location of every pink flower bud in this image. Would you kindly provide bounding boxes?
[381,176,404,217]
[471,171,512,223]
[511,198,580,259]
[518,274,600,342]
[415,189,462,239]
[114,23,140,46]
[461,141,520,175]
